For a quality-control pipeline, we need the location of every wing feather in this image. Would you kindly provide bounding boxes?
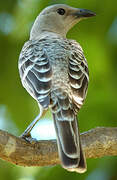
[68,41,89,109]
[18,40,52,108]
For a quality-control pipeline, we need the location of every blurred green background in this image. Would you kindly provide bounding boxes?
[0,0,117,179]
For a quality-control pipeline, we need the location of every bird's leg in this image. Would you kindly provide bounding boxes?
[20,107,47,140]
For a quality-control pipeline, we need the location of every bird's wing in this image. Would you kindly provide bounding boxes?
[18,40,52,108]
[68,40,89,109]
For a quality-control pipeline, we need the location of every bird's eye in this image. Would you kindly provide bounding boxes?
[57,8,65,15]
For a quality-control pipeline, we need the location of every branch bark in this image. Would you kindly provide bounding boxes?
[0,127,117,167]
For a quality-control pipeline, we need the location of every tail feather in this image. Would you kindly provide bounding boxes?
[77,141,87,173]
[53,115,80,159]
[51,89,87,173]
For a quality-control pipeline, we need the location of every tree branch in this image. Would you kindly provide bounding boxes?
[0,127,117,167]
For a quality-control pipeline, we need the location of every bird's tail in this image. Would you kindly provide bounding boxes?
[50,88,87,173]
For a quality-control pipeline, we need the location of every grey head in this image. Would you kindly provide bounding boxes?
[30,4,96,39]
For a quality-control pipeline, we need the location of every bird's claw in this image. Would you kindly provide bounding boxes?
[19,133,38,144]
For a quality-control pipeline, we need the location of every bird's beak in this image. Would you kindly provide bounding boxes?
[72,8,96,18]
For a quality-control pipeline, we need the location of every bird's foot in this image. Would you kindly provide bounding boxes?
[19,132,37,144]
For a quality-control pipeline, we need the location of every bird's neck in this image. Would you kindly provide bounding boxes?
[30,30,66,40]
[30,16,66,40]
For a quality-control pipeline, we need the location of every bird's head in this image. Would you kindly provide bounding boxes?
[30,4,96,39]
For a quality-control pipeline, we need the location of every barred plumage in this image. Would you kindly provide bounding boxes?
[18,4,95,173]
[19,40,52,108]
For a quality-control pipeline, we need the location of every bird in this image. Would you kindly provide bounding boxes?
[18,4,95,173]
